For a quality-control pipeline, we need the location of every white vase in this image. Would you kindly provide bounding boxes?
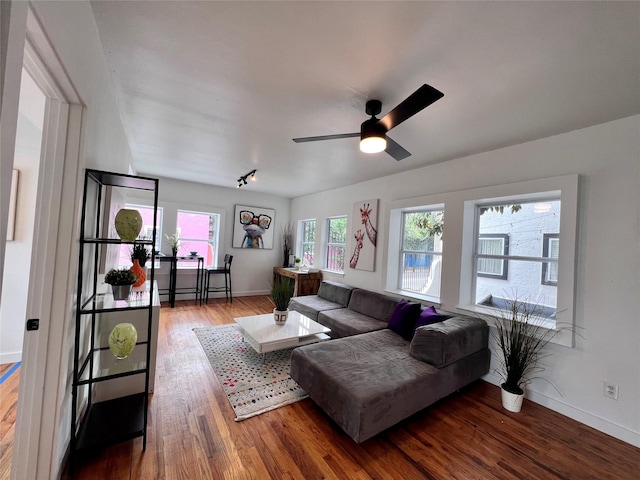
[501,385,525,412]
[273,308,289,325]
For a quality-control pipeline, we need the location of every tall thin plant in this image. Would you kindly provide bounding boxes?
[491,297,560,395]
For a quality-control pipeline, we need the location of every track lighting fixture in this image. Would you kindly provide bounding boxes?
[237,169,257,188]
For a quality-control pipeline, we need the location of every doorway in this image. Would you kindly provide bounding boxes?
[1,7,84,480]
[0,68,46,365]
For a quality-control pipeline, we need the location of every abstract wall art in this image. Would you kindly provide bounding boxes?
[232,204,275,249]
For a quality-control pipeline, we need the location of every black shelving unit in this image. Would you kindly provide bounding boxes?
[71,169,159,458]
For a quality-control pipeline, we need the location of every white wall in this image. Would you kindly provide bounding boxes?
[0,70,45,364]
[2,2,140,478]
[291,115,640,446]
[131,176,291,297]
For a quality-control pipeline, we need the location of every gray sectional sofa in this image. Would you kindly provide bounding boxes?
[289,281,490,443]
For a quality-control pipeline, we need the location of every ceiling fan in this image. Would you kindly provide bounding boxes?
[293,84,444,161]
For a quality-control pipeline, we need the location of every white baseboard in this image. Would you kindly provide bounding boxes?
[0,351,22,365]
[482,373,640,447]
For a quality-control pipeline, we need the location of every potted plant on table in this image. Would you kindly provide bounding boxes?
[270,277,295,325]
[491,297,561,413]
[104,267,137,301]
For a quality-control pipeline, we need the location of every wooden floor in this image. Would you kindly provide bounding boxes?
[2,296,639,479]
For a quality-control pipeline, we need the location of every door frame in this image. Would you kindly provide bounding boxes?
[9,7,84,480]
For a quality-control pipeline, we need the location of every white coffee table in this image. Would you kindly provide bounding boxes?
[234,311,331,354]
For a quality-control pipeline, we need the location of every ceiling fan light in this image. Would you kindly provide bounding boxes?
[360,136,387,153]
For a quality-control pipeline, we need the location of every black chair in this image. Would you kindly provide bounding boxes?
[204,254,233,303]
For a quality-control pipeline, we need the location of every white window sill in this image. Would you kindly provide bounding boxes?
[320,269,345,277]
[384,288,441,306]
[455,303,574,347]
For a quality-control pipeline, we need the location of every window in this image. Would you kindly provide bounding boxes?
[118,204,162,266]
[325,216,347,272]
[399,209,444,298]
[474,199,561,317]
[298,219,316,267]
[542,233,559,285]
[176,210,220,267]
[477,234,509,279]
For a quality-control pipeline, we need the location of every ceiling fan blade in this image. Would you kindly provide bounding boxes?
[293,132,359,143]
[378,84,444,131]
[385,136,411,161]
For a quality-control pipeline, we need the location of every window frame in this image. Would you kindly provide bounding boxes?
[298,219,316,267]
[324,216,347,273]
[397,208,444,298]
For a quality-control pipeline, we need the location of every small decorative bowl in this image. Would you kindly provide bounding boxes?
[190,251,198,256]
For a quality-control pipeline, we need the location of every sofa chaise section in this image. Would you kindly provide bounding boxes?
[290,316,490,443]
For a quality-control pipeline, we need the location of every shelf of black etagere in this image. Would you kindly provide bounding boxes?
[81,237,155,245]
[74,393,147,451]
[75,344,150,385]
[79,290,152,314]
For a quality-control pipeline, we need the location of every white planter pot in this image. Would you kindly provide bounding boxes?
[501,385,525,412]
[273,308,289,325]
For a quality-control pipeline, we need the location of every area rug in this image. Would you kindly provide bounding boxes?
[193,324,307,421]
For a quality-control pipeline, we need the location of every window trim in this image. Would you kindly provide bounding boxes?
[460,175,578,347]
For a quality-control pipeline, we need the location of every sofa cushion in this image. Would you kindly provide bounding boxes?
[347,289,399,323]
[387,300,422,340]
[289,296,345,322]
[409,316,489,367]
[410,306,449,338]
[317,281,355,306]
[318,308,388,338]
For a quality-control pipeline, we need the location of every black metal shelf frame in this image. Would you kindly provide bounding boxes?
[71,169,159,460]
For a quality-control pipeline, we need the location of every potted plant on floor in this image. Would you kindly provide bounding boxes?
[270,276,294,325]
[104,267,137,301]
[491,297,561,412]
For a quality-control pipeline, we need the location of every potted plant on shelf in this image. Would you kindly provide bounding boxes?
[490,297,561,413]
[130,242,150,287]
[104,267,137,300]
[270,276,295,325]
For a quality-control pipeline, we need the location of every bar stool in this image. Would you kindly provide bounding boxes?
[204,254,233,303]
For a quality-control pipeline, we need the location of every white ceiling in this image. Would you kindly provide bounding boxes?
[90,1,640,198]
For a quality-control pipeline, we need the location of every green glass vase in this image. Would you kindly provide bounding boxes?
[108,323,138,359]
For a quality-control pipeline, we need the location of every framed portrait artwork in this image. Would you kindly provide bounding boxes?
[232,204,275,249]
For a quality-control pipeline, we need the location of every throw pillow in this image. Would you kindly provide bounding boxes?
[411,306,449,338]
[388,300,422,340]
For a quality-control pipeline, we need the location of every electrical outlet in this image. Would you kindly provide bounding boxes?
[603,382,619,400]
